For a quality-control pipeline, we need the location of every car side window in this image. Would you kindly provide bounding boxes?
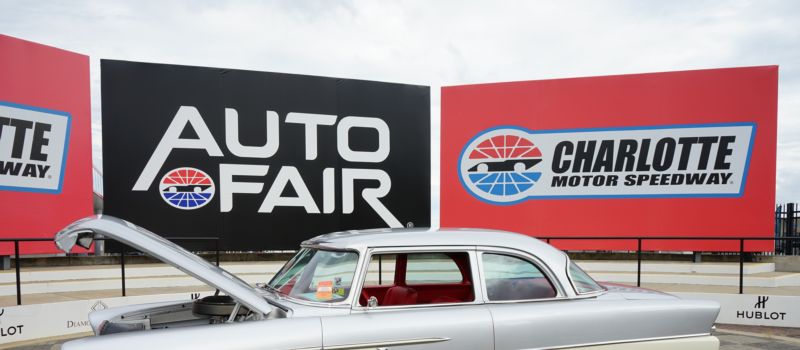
[482,253,557,301]
[359,252,475,307]
[406,253,464,284]
[363,254,396,287]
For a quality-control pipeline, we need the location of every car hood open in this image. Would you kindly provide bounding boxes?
[54,215,274,316]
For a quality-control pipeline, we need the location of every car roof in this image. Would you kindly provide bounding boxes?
[303,227,568,268]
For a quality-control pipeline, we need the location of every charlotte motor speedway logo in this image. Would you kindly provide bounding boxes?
[460,128,544,204]
[459,123,756,204]
[159,167,215,209]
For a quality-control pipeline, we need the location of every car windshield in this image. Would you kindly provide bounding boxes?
[267,248,359,303]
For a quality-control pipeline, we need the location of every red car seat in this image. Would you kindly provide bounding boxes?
[382,286,418,306]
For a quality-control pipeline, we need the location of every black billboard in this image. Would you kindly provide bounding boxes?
[101,60,430,250]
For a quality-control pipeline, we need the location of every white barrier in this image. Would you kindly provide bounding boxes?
[0,291,213,347]
[674,292,800,328]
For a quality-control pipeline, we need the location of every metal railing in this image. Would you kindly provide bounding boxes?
[538,236,800,294]
[3,235,799,306]
[2,237,219,305]
[776,203,799,255]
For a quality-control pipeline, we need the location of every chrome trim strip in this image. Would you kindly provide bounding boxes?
[351,300,479,311]
[299,244,361,253]
[325,337,451,349]
[544,333,713,349]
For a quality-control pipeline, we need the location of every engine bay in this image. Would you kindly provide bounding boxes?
[98,295,286,335]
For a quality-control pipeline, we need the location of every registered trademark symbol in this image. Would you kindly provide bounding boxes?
[406,222,414,228]
[47,175,51,179]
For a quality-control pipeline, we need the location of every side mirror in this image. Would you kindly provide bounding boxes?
[54,229,96,253]
[367,296,378,308]
[77,232,95,249]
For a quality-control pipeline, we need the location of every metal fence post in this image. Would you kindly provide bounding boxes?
[739,239,744,294]
[789,203,796,236]
[776,204,782,253]
[792,203,798,256]
[14,240,21,306]
[215,239,220,267]
[637,238,642,287]
[120,245,127,297]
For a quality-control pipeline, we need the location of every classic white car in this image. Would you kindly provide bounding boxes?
[55,215,720,350]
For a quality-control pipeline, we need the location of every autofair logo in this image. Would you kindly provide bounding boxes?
[459,123,755,204]
[133,106,402,227]
[0,101,70,194]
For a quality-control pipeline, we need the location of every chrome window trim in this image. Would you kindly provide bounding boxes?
[476,246,568,303]
[269,246,365,307]
[350,246,483,310]
[564,255,607,296]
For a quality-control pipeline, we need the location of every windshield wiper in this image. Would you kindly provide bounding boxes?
[258,283,279,294]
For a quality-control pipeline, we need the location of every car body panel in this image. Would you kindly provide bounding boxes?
[489,298,719,349]
[61,317,322,350]
[322,306,493,349]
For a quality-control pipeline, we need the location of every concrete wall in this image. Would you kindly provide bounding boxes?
[774,256,800,272]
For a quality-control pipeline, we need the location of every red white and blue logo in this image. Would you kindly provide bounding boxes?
[459,127,543,204]
[159,167,215,210]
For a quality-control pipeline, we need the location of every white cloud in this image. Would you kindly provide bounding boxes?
[1,0,799,207]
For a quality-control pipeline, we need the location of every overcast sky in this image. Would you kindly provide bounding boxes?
[2,1,798,220]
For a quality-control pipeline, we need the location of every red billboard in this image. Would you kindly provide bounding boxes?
[0,35,93,254]
[441,67,777,251]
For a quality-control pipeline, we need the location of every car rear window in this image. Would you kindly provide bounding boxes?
[482,253,556,301]
[568,261,604,294]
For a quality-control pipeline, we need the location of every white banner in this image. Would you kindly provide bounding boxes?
[0,291,213,346]
[675,292,800,328]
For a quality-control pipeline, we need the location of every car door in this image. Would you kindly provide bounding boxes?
[321,247,494,350]
[477,248,575,350]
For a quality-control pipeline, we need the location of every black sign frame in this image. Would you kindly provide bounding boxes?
[102,60,430,250]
